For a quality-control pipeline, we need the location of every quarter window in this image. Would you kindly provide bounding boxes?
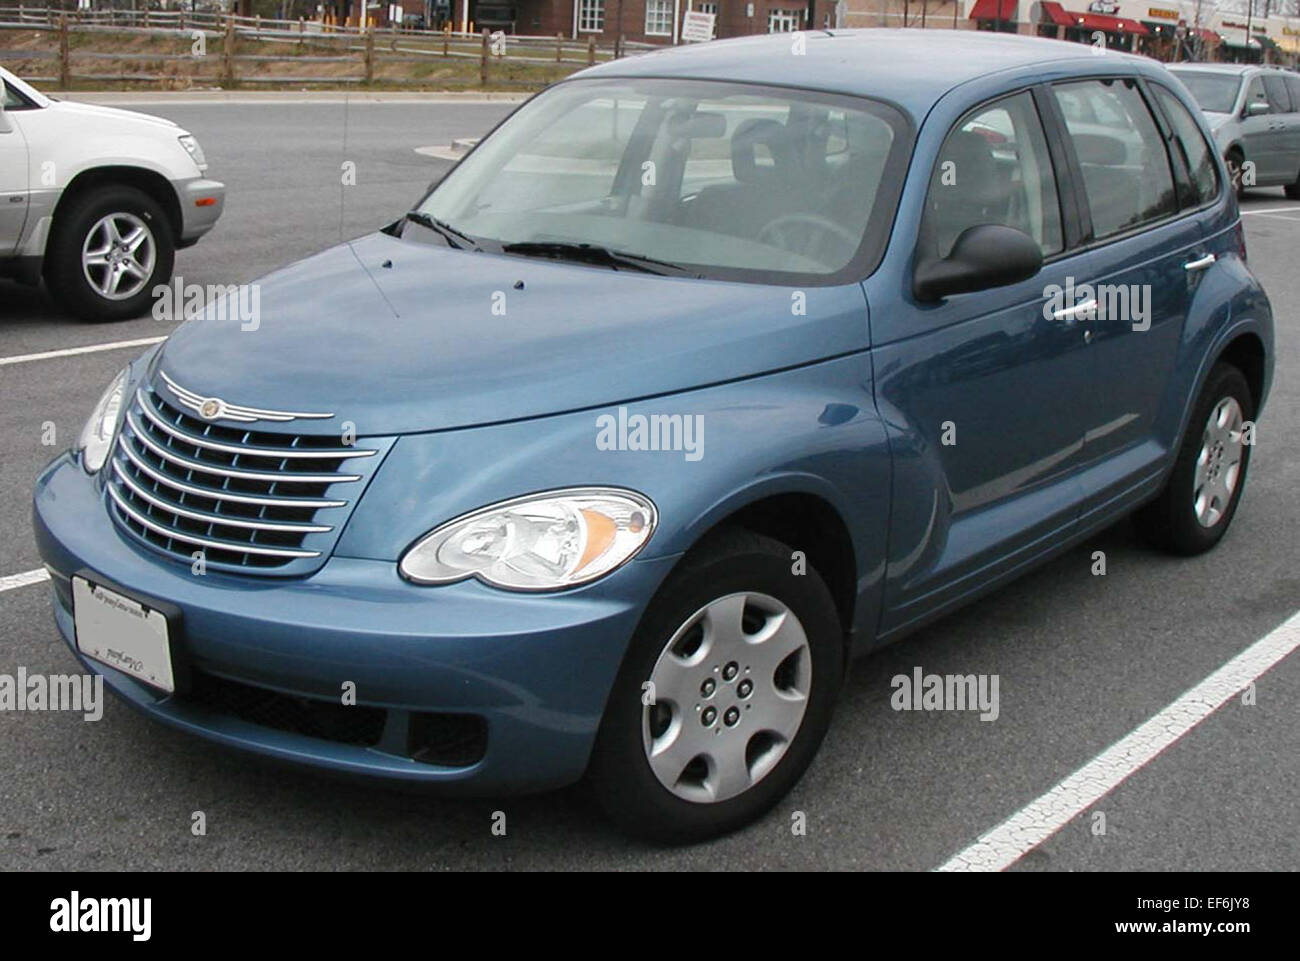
[1152,85,1220,208]
[1244,77,1270,114]
[1052,79,1177,241]
[919,91,1063,261]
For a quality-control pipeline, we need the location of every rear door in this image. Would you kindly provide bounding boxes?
[0,79,30,257]
[1263,73,1300,187]
[1045,76,1210,521]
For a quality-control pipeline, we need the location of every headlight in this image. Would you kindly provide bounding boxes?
[178,134,207,172]
[77,368,127,474]
[399,488,657,591]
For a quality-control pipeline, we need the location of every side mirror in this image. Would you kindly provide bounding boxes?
[1245,100,1270,118]
[913,225,1043,302]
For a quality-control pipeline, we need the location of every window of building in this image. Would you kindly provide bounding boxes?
[645,0,674,36]
[768,8,803,32]
[578,0,604,32]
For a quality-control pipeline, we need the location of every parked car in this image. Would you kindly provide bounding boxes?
[33,30,1272,843]
[0,67,224,321]
[1168,62,1300,198]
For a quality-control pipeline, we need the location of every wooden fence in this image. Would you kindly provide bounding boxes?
[0,7,658,88]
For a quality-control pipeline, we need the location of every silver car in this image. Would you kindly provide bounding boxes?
[1,67,225,322]
[1168,63,1300,199]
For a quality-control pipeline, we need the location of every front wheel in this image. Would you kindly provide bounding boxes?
[1134,363,1254,555]
[46,185,175,322]
[588,529,844,843]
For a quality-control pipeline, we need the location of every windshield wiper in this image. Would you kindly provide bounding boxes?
[499,241,700,277]
[403,211,482,251]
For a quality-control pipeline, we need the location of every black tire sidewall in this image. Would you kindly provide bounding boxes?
[1153,364,1255,554]
[48,185,175,322]
[589,530,844,844]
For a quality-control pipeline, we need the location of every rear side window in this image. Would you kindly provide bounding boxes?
[2,79,31,110]
[919,91,1063,261]
[1052,78,1176,241]
[1153,85,1220,208]
[1262,75,1293,114]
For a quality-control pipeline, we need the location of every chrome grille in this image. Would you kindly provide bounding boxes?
[106,385,381,573]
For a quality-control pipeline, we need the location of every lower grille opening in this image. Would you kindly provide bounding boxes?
[408,712,488,767]
[185,670,386,747]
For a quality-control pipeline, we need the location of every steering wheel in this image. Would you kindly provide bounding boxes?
[757,213,860,260]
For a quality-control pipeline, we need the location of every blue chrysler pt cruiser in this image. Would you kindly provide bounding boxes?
[33,30,1273,842]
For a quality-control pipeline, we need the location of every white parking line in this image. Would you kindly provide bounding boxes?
[0,336,165,368]
[0,568,50,594]
[1241,206,1300,216]
[937,608,1300,872]
[1241,211,1300,223]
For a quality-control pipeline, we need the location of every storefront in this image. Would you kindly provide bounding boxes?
[969,0,1021,34]
[1032,1,1147,53]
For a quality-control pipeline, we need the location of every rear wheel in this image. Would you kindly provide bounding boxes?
[1134,363,1254,555]
[47,185,174,322]
[1285,165,1300,200]
[589,529,844,843]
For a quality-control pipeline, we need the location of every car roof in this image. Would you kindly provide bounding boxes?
[576,28,1152,116]
[1168,63,1287,76]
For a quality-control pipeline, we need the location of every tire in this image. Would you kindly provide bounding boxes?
[588,528,844,844]
[1134,363,1254,556]
[46,185,175,322]
[1285,169,1300,200]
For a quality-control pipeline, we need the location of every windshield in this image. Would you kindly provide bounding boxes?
[418,77,910,284]
[1170,72,1241,115]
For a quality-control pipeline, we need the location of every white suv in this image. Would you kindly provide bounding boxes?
[0,67,224,321]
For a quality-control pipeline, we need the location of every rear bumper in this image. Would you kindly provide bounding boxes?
[174,177,225,244]
[33,452,676,795]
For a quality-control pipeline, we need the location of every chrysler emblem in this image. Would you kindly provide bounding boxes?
[198,398,223,420]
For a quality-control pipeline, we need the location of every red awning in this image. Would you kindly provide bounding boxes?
[1072,11,1150,35]
[1040,1,1074,26]
[1195,28,1221,44]
[968,0,1017,20]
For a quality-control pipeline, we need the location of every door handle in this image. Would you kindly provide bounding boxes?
[1183,253,1216,272]
[1052,299,1096,322]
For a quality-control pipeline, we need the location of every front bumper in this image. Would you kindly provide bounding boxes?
[33,452,676,794]
[174,176,225,245]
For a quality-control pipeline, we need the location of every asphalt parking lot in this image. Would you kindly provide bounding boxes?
[0,98,1296,870]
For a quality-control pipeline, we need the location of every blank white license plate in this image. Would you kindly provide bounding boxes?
[73,577,175,693]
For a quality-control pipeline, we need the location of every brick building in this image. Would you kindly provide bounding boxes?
[460,0,836,44]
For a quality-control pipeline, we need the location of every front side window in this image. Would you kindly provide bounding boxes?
[1152,85,1220,208]
[1262,74,1293,114]
[645,0,673,36]
[1052,79,1176,241]
[1244,77,1270,114]
[1287,75,1300,114]
[1170,72,1241,115]
[578,0,604,32]
[919,91,1063,262]
[419,78,909,284]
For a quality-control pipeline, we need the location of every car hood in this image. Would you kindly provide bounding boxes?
[153,231,868,436]
[50,98,182,133]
